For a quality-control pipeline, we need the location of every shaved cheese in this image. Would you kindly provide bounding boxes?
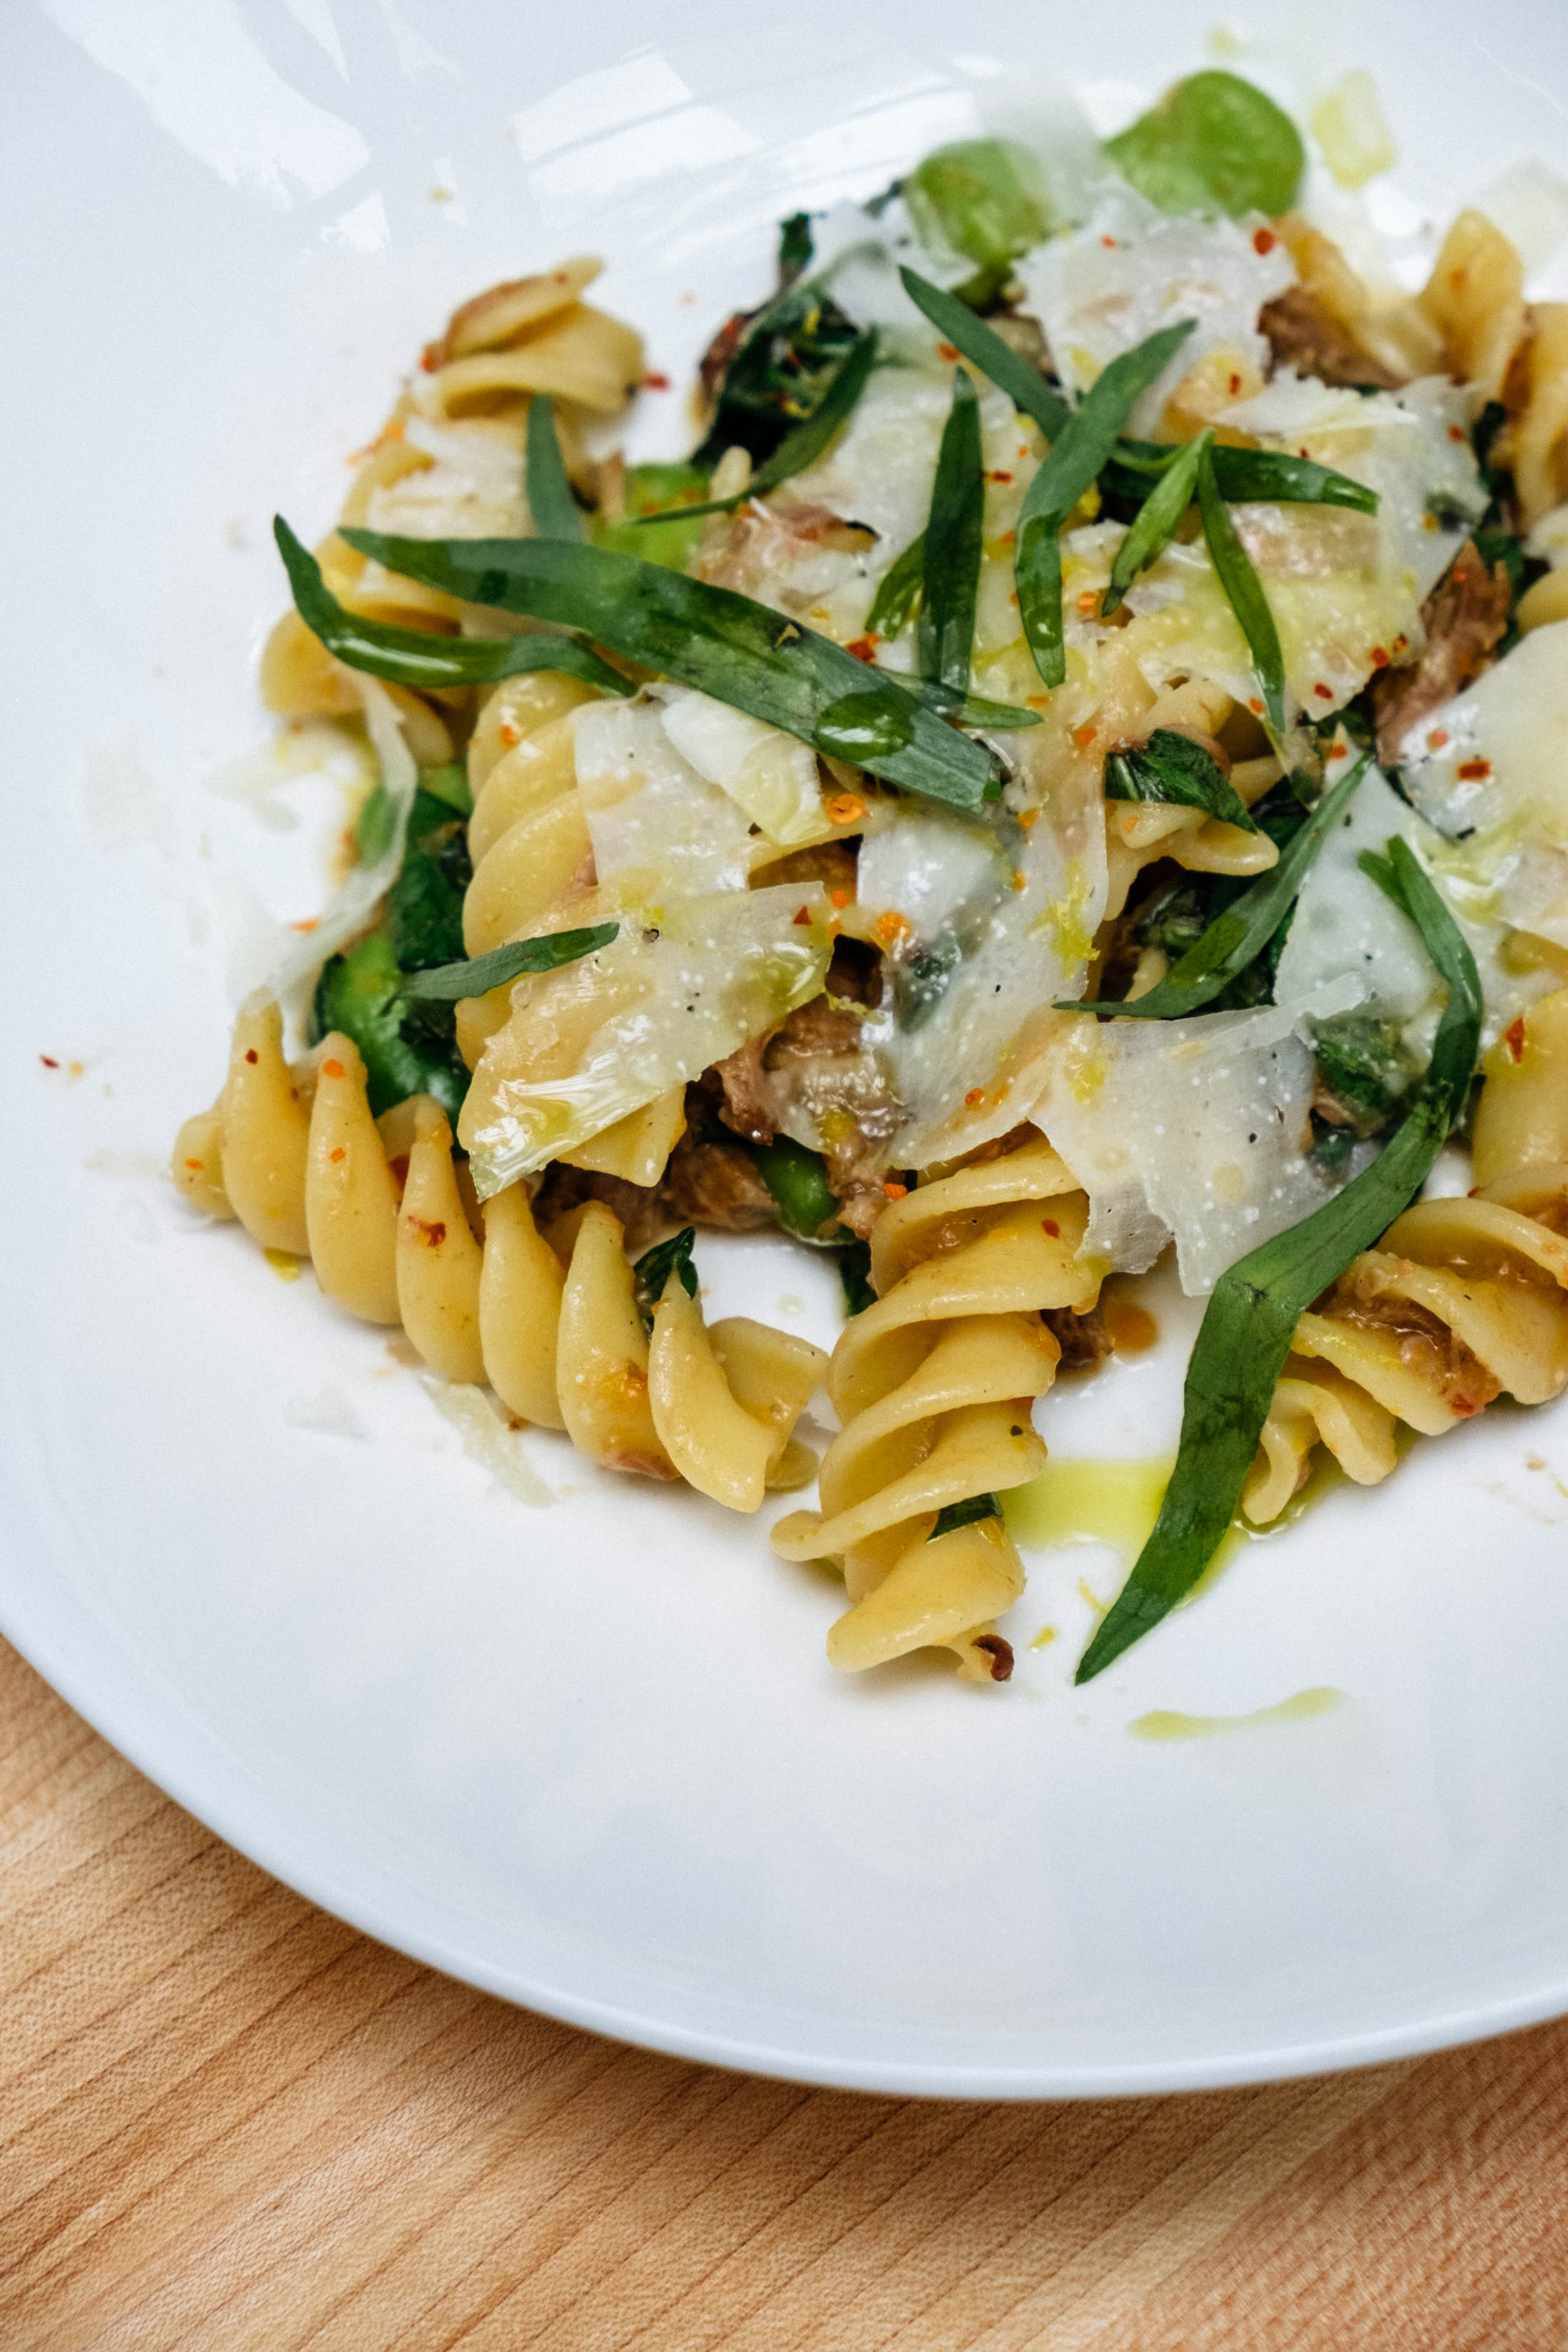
[1274,763,1440,1021]
[1013,187,1295,435]
[257,676,418,1009]
[1108,374,1477,725]
[573,696,753,897]
[1034,981,1365,1294]
[365,416,530,540]
[657,688,827,848]
[460,886,832,1195]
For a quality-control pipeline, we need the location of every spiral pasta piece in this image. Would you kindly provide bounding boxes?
[771,1135,1103,1678]
[1245,986,1568,1523]
[173,1011,820,1502]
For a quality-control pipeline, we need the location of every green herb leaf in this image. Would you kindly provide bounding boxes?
[904,139,1053,309]
[753,1135,843,1239]
[1061,751,1371,1019]
[1103,726,1259,832]
[919,369,985,701]
[693,270,862,470]
[1102,429,1212,616]
[1212,448,1378,513]
[1016,320,1197,686]
[837,1239,877,1316]
[525,393,583,541]
[898,266,1071,440]
[1105,71,1305,217]
[634,1227,698,1329]
[1076,835,1480,1683]
[386,790,472,971]
[778,210,814,287]
[274,518,631,696]
[634,331,879,524]
[339,527,999,813]
[312,929,469,1123]
[930,1492,1003,1539]
[865,532,926,639]
[394,922,619,1004]
[1196,441,1285,733]
[924,687,1042,731]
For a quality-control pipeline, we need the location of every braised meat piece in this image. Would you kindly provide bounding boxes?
[1258,285,1405,391]
[1044,1304,1113,1371]
[1368,540,1513,766]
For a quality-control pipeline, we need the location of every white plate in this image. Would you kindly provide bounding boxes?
[6,0,1568,2099]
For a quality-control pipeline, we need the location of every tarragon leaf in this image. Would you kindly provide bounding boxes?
[395,923,619,1003]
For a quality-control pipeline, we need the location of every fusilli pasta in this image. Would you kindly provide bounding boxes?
[770,1137,1102,1677]
[1245,986,1568,1522]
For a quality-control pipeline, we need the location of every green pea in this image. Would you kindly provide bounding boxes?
[904,139,1053,306]
[753,1136,842,1239]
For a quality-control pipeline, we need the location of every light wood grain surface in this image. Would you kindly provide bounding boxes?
[3,1634,1567,2351]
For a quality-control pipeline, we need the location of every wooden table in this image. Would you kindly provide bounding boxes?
[4,1634,1567,2351]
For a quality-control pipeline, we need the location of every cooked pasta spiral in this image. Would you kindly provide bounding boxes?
[1245,986,1568,1523]
[172,1006,822,1506]
[770,1137,1103,1678]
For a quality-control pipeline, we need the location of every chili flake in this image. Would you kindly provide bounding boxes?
[1505,1015,1527,1063]
[1457,758,1491,780]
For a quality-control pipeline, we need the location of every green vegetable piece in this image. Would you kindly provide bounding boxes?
[753,1135,843,1239]
[593,463,713,571]
[395,922,619,1004]
[1016,320,1197,686]
[929,1492,1004,1539]
[1061,751,1371,1019]
[1196,440,1285,733]
[1103,726,1259,832]
[778,210,813,286]
[353,781,397,865]
[1310,1005,1414,1135]
[633,1227,698,1329]
[341,525,996,813]
[693,269,861,470]
[633,331,879,525]
[904,140,1053,308]
[837,1239,877,1316]
[525,393,583,541]
[1103,429,1212,616]
[919,369,985,701]
[865,532,926,640]
[416,760,473,817]
[1076,836,1480,1683]
[899,266,1071,440]
[274,519,631,697]
[312,929,468,1122]
[386,790,470,973]
[1105,70,1305,218]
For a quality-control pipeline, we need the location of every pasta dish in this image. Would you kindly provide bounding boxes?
[173,68,1568,1686]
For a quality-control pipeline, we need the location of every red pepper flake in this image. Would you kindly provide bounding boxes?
[1451,1394,1482,1416]
[1393,634,1408,651]
[1448,424,1467,443]
[329,1147,346,1164]
[1248,697,1264,715]
[498,720,522,746]
[185,1157,205,1172]
[1076,590,1099,617]
[39,1054,58,1068]
[1253,227,1277,254]
[1072,724,1097,750]
[1370,645,1390,668]
[1505,1015,1527,1063]
[964,1087,985,1106]
[883,1180,909,1200]
[1428,728,1449,750]
[830,887,850,909]
[825,790,866,824]
[410,1217,447,1247]
[1041,1217,1060,1238]
[791,905,813,926]
[1457,758,1492,780]
[1227,371,1242,395]
[244,1048,259,1066]
[1100,234,1118,249]
[988,469,1013,483]
[938,341,959,361]
[844,635,878,663]
[1313,682,1334,700]
[642,371,671,390]
[1018,808,1039,830]
[322,1057,346,1080]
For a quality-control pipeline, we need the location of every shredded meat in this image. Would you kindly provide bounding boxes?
[1258,286,1405,391]
[970,1634,1014,1683]
[656,1134,778,1232]
[716,998,868,1145]
[1330,1262,1501,1416]
[698,502,877,597]
[1043,1304,1113,1371]
[1368,540,1514,767]
[751,839,860,896]
[532,1163,667,1254]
